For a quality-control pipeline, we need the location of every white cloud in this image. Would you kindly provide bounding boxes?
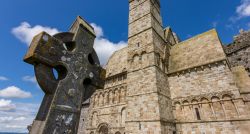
[0,86,32,98]
[90,23,104,38]
[0,103,39,133]
[5,125,27,129]
[12,22,60,45]
[14,116,26,121]
[0,76,8,81]
[231,0,250,22]
[12,22,126,66]
[0,116,25,123]
[22,76,40,88]
[237,0,250,18]
[0,116,14,123]
[91,23,127,65]
[22,76,37,84]
[0,99,16,111]
[94,38,127,66]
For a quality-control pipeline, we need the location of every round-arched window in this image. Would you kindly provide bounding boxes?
[98,124,108,134]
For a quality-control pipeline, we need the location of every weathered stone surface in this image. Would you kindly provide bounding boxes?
[168,62,240,99]
[169,29,226,73]
[105,47,128,78]
[77,101,90,134]
[75,0,250,134]
[231,66,250,94]
[24,16,105,134]
[224,30,250,76]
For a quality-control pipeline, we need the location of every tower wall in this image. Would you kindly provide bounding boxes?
[78,1,250,134]
[126,0,174,133]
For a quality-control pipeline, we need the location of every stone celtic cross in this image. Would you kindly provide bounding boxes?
[24,16,105,134]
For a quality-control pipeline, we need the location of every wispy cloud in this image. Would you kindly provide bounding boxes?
[237,0,250,18]
[22,76,37,84]
[0,86,32,99]
[0,102,39,133]
[22,76,40,89]
[91,23,127,66]
[0,99,16,111]
[90,23,104,38]
[230,0,250,22]
[0,76,8,81]
[12,22,60,45]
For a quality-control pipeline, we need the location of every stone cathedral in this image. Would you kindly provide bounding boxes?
[77,0,250,134]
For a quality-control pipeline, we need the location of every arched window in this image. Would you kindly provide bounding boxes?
[92,112,98,127]
[105,92,109,105]
[141,52,147,61]
[195,108,201,120]
[133,54,139,62]
[99,93,104,106]
[191,99,198,104]
[120,88,126,102]
[174,102,182,120]
[211,96,224,119]
[109,91,114,104]
[114,89,119,104]
[222,94,237,119]
[182,100,192,121]
[201,97,213,120]
[121,108,126,126]
[192,99,201,120]
[98,124,109,134]
[95,95,99,107]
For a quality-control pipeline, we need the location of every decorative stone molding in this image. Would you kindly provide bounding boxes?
[168,60,228,77]
[172,91,235,105]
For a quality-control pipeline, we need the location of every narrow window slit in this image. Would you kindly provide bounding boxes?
[195,108,201,120]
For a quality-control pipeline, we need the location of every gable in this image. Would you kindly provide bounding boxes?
[169,29,226,73]
[105,47,128,77]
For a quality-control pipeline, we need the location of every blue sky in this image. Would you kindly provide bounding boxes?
[0,0,250,132]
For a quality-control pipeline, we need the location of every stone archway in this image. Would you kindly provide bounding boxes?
[97,123,109,134]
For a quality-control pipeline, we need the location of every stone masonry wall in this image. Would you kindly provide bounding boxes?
[224,30,250,76]
[78,103,90,134]
[78,0,250,134]
[172,94,250,122]
[126,0,175,133]
[176,121,250,134]
[169,29,226,73]
[84,83,127,134]
[168,61,240,99]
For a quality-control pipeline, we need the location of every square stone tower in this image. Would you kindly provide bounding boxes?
[126,0,175,133]
[76,0,250,134]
